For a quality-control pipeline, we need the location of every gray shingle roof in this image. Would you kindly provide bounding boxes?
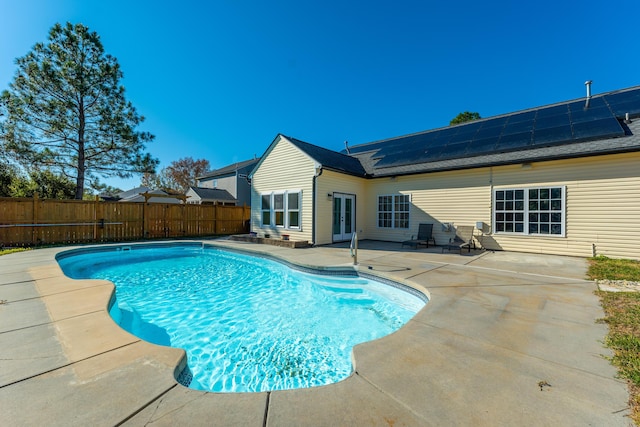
[188,187,236,202]
[116,186,152,200]
[284,135,368,177]
[197,158,259,180]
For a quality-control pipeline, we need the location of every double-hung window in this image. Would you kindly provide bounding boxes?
[288,192,300,228]
[260,190,302,229]
[273,194,284,226]
[377,194,410,229]
[494,186,565,236]
[261,194,271,226]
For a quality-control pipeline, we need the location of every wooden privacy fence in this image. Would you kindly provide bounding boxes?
[0,195,251,247]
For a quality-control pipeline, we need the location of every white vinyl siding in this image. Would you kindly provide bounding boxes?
[365,169,489,244]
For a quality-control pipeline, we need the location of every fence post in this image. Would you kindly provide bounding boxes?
[143,202,148,239]
[93,196,98,241]
[32,193,39,246]
[214,204,219,234]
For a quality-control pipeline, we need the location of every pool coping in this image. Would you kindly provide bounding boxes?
[0,239,633,425]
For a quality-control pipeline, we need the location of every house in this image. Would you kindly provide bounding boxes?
[185,186,237,205]
[196,158,258,207]
[104,186,184,204]
[250,85,640,259]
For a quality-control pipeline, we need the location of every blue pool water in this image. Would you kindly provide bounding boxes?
[57,244,426,392]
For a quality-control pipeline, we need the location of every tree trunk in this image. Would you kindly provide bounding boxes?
[75,100,86,200]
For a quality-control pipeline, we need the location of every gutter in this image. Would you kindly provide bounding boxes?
[312,167,323,246]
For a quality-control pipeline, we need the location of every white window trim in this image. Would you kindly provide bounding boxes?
[259,190,302,230]
[376,194,411,229]
[493,185,566,237]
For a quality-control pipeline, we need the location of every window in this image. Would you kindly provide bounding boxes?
[288,192,300,228]
[261,194,271,226]
[377,194,410,229]
[260,191,302,229]
[274,194,284,226]
[494,186,565,236]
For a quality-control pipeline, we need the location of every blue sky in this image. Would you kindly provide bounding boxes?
[2,0,639,190]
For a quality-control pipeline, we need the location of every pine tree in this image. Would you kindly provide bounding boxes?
[0,22,158,199]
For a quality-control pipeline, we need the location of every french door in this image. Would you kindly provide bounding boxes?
[332,193,355,242]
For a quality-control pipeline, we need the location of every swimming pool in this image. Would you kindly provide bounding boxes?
[57,243,427,393]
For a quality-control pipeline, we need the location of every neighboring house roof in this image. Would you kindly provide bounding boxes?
[115,186,183,203]
[116,186,152,200]
[346,85,640,177]
[187,186,236,202]
[197,158,260,180]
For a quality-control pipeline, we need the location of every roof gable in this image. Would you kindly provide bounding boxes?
[250,134,367,178]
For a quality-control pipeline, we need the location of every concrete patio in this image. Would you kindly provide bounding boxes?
[0,239,633,426]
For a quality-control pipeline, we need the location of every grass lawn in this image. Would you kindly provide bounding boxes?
[589,256,640,425]
[0,247,31,256]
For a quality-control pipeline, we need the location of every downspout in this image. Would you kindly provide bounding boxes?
[489,166,494,235]
[312,167,323,246]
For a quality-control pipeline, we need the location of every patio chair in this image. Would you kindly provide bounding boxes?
[401,223,436,249]
[443,225,476,254]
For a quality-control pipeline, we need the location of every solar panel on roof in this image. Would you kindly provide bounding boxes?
[502,119,533,134]
[448,131,476,144]
[535,104,568,117]
[532,125,573,146]
[466,137,498,155]
[572,118,624,140]
[430,136,450,147]
[604,89,640,117]
[495,132,532,151]
[374,148,435,168]
[534,113,570,130]
[475,122,506,140]
[347,87,638,170]
[569,105,612,123]
[507,110,537,123]
[438,142,470,160]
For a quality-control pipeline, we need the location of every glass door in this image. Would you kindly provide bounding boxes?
[332,193,355,242]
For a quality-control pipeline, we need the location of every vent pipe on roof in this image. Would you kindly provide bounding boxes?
[625,112,632,124]
[344,140,350,154]
[584,80,593,109]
